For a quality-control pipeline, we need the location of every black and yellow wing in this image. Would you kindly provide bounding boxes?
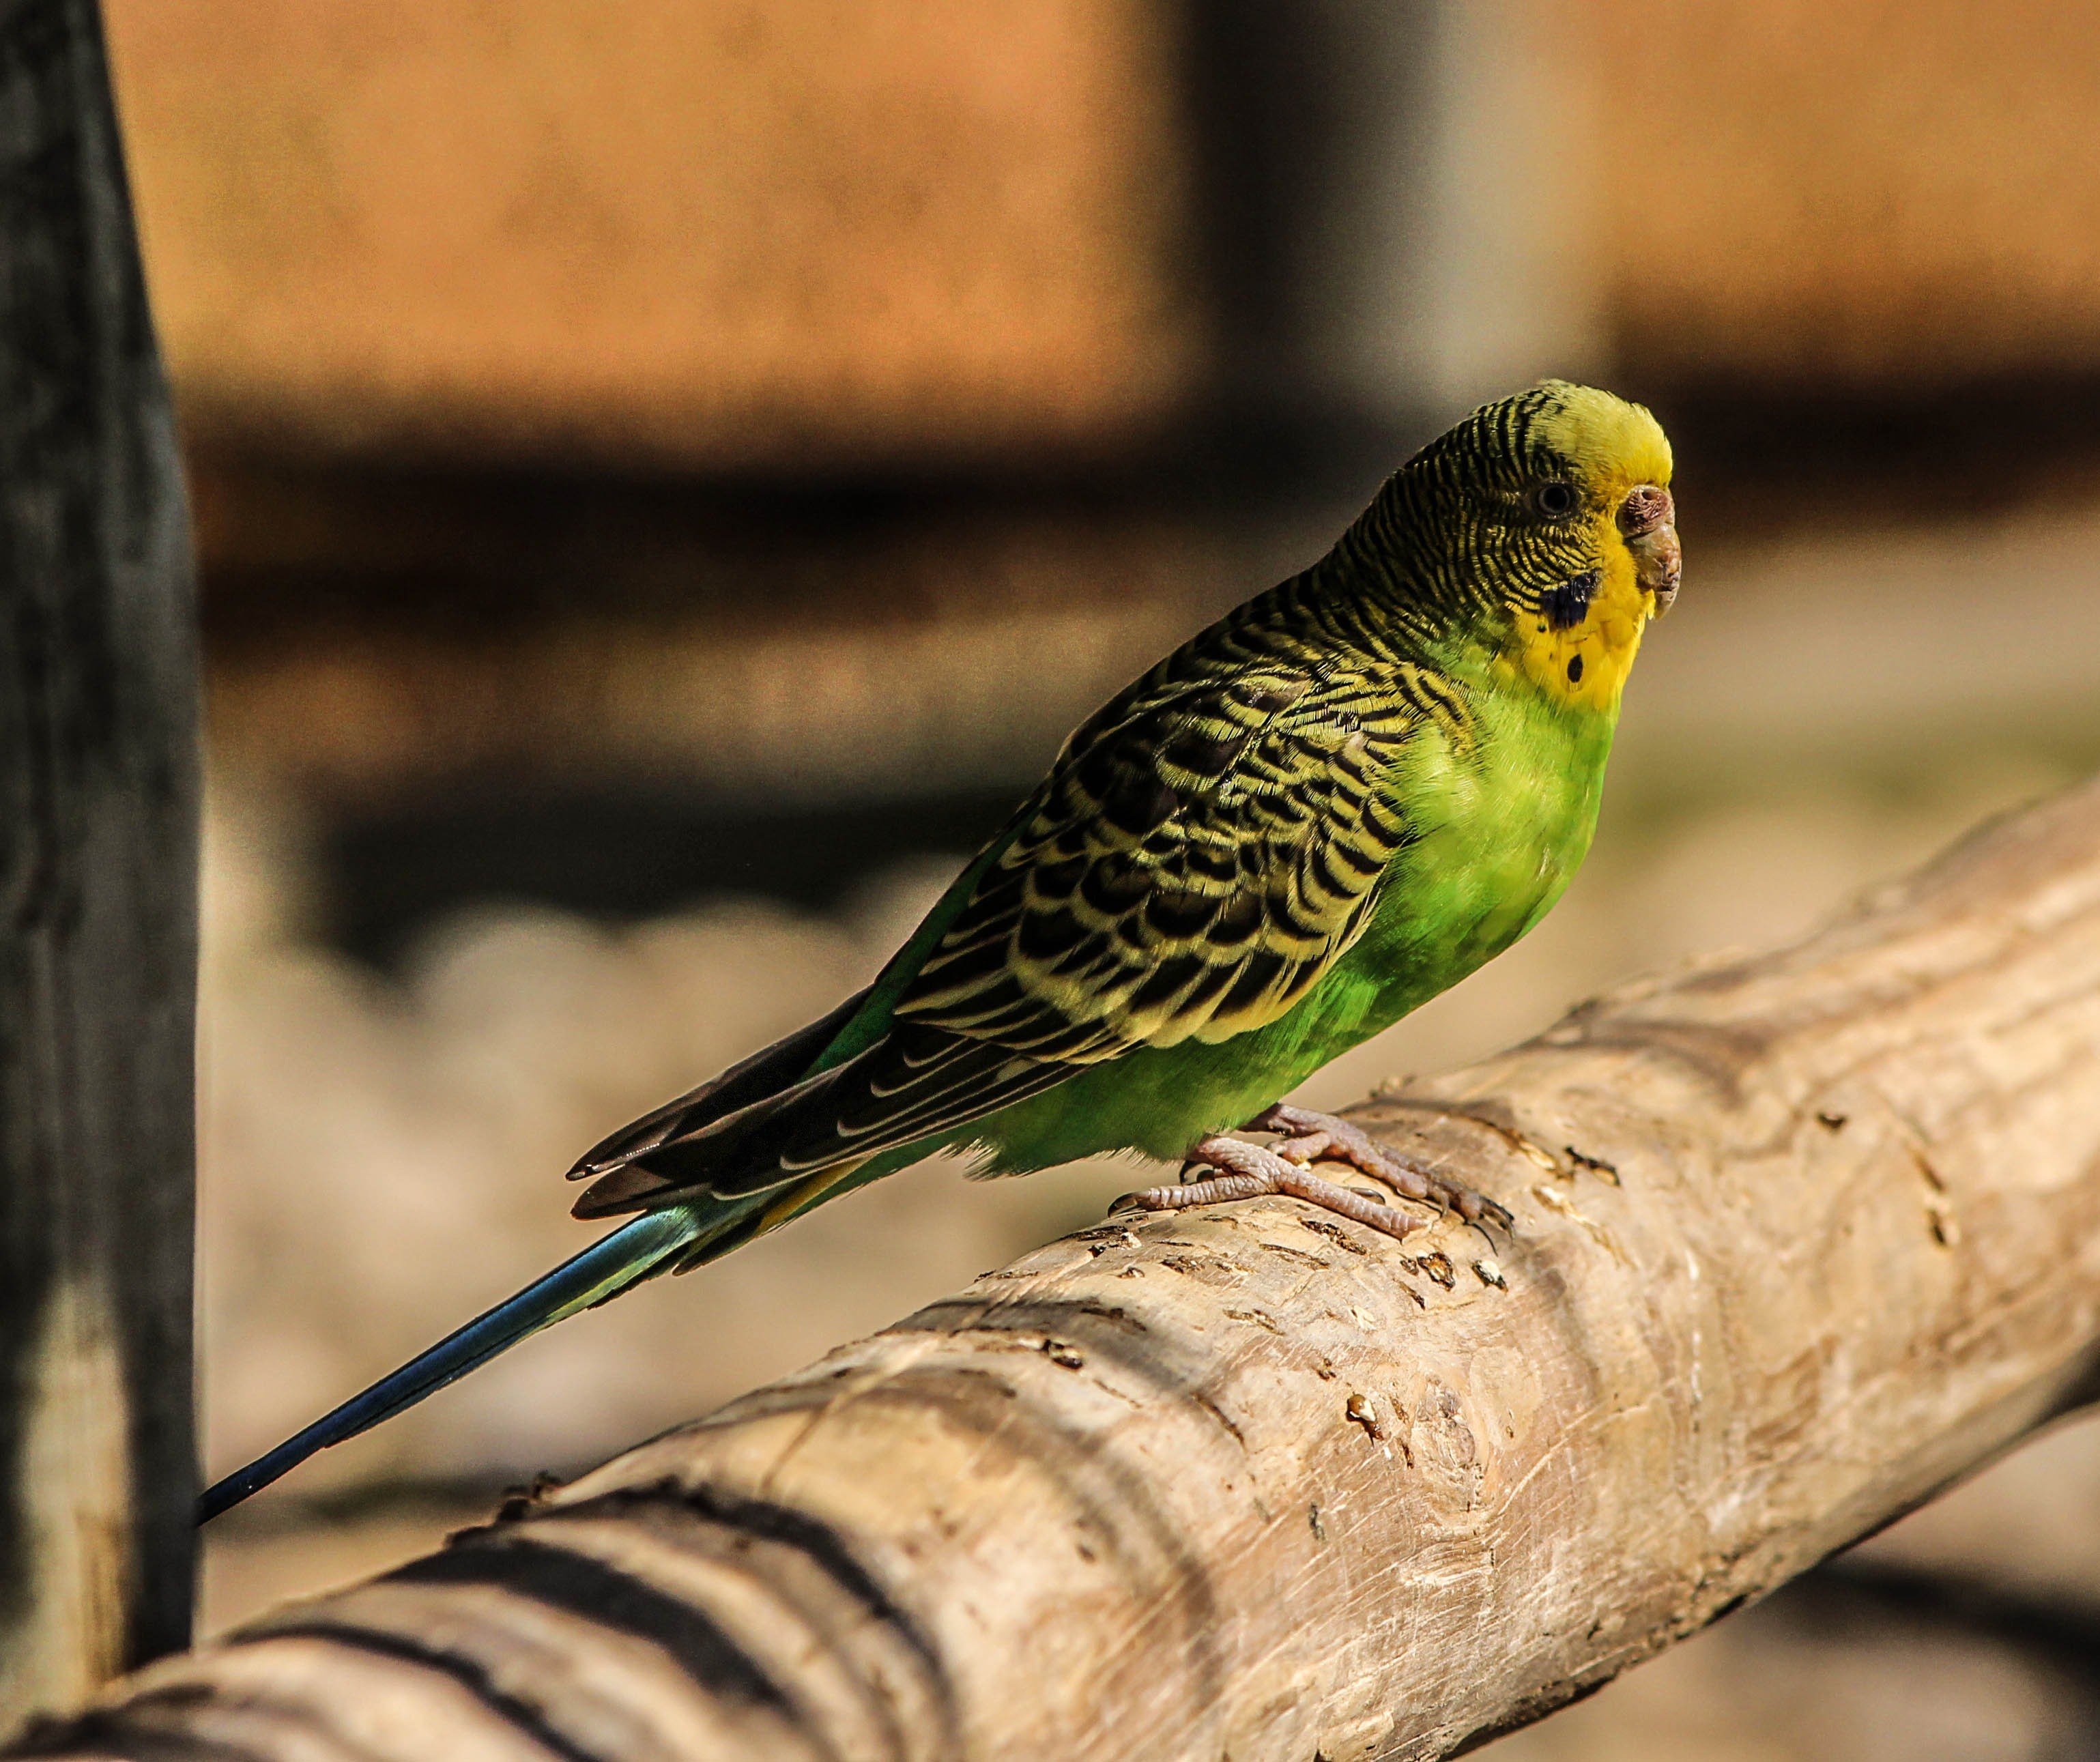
[895,664,1431,1059]
[571,644,1448,1217]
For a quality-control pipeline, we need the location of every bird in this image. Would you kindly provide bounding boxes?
[199,379,1680,1521]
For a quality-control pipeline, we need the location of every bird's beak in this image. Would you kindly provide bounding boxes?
[1619,485,1680,616]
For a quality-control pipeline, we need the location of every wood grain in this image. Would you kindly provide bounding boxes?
[28,775,2100,1761]
[0,0,198,1735]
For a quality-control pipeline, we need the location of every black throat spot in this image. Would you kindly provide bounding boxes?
[1540,569,1601,632]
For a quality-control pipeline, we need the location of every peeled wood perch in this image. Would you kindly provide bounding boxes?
[29,777,2100,1761]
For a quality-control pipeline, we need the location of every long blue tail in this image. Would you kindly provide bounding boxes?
[197,1208,703,1522]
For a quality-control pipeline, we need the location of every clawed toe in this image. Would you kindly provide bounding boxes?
[1113,1136,1429,1241]
[1105,1108,1517,1246]
[1248,1103,1514,1234]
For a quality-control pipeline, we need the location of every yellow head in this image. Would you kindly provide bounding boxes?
[1372,379,1680,714]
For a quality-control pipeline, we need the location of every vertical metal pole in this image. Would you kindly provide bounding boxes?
[0,0,199,1731]
[1185,0,1603,440]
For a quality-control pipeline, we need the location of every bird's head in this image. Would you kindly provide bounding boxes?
[1372,379,1680,713]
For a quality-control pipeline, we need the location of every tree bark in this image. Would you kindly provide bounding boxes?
[0,0,199,1735]
[26,776,2100,1762]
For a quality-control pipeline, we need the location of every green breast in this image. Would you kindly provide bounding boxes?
[956,674,1620,1172]
[1362,674,1615,999]
[1230,668,1619,1091]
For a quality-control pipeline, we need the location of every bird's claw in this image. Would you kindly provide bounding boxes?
[1114,1136,1430,1242]
[1248,1103,1515,1232]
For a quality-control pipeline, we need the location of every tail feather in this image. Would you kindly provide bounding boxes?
[197,1207,709,1523]
[568,987,872,1179]
[575,1025,1069,1219]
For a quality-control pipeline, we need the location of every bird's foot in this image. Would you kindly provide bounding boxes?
[1247,1103,1514,1230]
[1112,1133,1430,1243]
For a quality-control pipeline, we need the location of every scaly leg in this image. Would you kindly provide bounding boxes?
[1115,1133,1430,1243]
[1250,1103,1514,1228]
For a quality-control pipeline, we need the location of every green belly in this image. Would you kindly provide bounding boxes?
[950,685,1620,1174]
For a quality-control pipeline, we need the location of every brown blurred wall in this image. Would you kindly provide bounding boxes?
[107,0,2100,468]
[1599,1,2100,388]
[100,0,2100,838]
[109,0,1196,467]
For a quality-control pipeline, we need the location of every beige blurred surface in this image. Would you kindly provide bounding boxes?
[1486,1584,2093,1762]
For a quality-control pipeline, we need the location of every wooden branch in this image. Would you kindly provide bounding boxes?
[27,777,2100,1762]
[0,0,199,1735]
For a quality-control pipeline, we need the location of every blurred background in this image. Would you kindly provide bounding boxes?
[108,1,2100,1754]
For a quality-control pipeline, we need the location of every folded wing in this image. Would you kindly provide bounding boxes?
[570,646,1438,1219]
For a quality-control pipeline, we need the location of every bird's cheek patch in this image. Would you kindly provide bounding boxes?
[1540,568,1601,631]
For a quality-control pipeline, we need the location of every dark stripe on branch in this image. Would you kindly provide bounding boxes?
[253,1625,605,1762]
[390,1538,794,1711]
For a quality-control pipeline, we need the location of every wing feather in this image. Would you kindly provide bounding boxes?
[893,661,1431,1057]
[575,637,1454,1217]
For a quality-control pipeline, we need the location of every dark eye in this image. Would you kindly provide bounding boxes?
[1532,480,1578,519]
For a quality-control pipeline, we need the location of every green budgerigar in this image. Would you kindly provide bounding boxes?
[202,379,1680,1519]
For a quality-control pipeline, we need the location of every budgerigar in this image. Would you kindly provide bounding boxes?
[201,380,1680,1520]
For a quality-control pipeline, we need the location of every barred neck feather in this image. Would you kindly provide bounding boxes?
[1306,380,1673,711]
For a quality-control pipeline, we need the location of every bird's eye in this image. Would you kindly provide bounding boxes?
[1532,480,1578,519]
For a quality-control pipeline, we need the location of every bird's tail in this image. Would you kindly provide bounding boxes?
[197,1204,724,1523]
